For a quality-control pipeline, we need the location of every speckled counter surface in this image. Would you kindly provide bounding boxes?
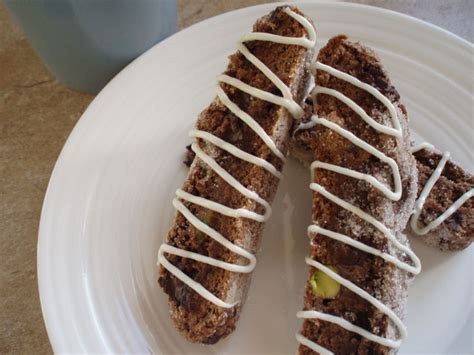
[0,0,471,353]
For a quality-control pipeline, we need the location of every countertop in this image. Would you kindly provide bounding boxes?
[0,0,472,353]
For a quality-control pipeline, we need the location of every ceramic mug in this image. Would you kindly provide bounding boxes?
[4,0,177,93]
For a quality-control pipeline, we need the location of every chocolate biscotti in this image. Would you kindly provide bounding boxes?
[157,6,316,344]
[410,143,473,250]
[294,36,420,354]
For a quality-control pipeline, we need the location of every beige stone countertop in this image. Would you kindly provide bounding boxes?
[0,0,471,353]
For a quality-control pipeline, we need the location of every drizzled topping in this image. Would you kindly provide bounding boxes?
[157,7,316,308]
[296,61,421,354]
[410,143,473,235]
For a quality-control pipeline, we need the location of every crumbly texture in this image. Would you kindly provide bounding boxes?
[293,36,418,354]
[158,6,315,344]
[411,148,473,250]
[183,144,194,167]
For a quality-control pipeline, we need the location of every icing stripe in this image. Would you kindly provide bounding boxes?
[158,8,316,308]
[410,142,434,153]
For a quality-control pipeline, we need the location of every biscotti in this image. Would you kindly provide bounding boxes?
[157,6,316,344]
[294,35,420,354]
[410,143,473,250]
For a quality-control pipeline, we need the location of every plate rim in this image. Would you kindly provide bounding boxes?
[37,1,473,352]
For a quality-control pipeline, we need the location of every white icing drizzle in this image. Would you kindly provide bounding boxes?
[410,143,474,235]
[410,142,434,153]
[157,8,316,308]
[296,61,421,353]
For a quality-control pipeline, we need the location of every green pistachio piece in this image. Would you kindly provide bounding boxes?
[309,265,341,299]
[196,209,213,243]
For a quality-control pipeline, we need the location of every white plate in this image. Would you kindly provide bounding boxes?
[38,1,473,353]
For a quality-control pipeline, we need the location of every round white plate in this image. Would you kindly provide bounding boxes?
[38,1,473,353]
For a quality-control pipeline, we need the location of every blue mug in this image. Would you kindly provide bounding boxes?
[4,0,177,93]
